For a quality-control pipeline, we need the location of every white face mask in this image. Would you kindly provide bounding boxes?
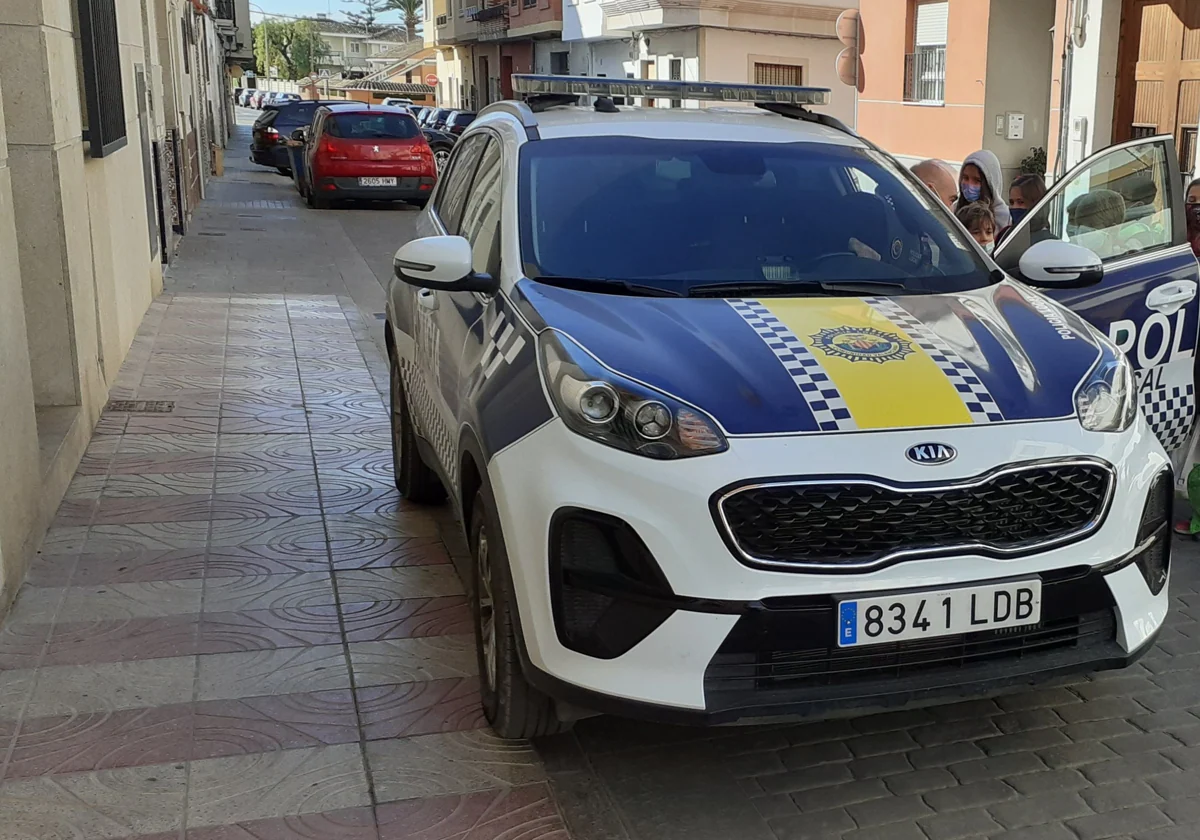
[983,241,995,255]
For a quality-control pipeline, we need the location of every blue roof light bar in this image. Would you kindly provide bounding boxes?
[511,74,832,107]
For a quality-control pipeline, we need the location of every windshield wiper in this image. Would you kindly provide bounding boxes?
[534,276,683,298]
[687,280,910,298]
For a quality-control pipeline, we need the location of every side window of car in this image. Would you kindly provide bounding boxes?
[1037,143,1174,262]
[433,134,488,234]
[458,140,503,277]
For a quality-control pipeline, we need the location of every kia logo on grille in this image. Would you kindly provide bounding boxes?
[906,443,957,465]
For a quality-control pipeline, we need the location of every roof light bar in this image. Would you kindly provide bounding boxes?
[512,74,831,106]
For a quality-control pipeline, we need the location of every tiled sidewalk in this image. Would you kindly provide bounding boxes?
[0,293,568,839]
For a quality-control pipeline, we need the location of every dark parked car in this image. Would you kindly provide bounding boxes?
[233,87,244,103]
[444,110,476,135]
[303,104,436,209]
[421,127,456,173]
[412,106,431,124]
[251,100,341,173]
[424,108,453,130]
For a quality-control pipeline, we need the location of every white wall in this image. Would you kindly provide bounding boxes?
[534,38,592,76]
[701,28,855,127]
[1061,0,1122,171]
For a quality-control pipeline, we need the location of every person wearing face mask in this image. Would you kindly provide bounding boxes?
[956,202,996,255]
[954,150,1011,229]
[1186,178,1200,258]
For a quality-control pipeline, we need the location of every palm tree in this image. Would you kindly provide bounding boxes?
[386,0,422,40]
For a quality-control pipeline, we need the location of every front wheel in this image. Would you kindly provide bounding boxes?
[389,355,446,504]
[470,488,569,739]
[432,146,452,175]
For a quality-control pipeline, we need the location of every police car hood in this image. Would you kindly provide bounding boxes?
[520,279,1103,435]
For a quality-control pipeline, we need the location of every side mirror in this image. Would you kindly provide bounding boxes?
[1017,239,1104,289]
[393,236,499,294]
[290,127,307,142]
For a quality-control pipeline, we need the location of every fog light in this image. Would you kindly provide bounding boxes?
[634,400,671,439]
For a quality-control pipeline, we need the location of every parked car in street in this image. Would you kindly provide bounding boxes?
[249,90,268,109]
[382,97,415,110]
[412,106,431,124]
[303,104,437,209]
[238,89,255,107]
[273,92,301,106]
[233,87,244,104]
[251,100,342,174]
[421,127,456,174]
[424,108,453,130]
[385,74,1188,737]
[444,110,477,136]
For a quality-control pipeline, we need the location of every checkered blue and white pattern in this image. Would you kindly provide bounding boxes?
[1142,383,1196,454]
[399,357,459,488]
[729,300,857,432]
[865,297,1005,424]
[481,311,527,380]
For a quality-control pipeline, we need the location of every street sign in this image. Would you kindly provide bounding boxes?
[425,73,439,86]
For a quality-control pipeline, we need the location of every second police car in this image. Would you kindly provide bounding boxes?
[384,75,1193,737]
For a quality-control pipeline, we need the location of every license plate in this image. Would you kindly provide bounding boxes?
[359,177,397,186]
[837,580,1042,648]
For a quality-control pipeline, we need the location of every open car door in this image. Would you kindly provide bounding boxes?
[995,135,1200,465]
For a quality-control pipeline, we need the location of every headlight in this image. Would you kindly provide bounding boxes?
[1076,347,1137,432]
[538,330,728,459]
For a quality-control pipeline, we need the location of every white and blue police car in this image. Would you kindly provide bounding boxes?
[384,75,1193,737]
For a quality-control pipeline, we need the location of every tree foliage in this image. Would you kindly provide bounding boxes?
[342,0,392,34]
[253,19,330,80]
[385,0,423,40]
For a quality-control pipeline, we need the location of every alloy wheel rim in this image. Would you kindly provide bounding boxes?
[434,149,450,173]
[477,528,497,690]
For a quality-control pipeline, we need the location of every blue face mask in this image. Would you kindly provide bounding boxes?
[961,183,982,203]
[1009,207,1029,227]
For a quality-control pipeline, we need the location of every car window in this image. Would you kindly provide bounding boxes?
[452,113,475,126]
[276,103,317,125]
[459,140,503,276]
[518,137,991,294]
[328,113,419,139]
[433,134,489,234]
[1036,142,1173,262]
[253,110,278,128]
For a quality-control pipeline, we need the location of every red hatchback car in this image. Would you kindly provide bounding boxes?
[304,104,437,209]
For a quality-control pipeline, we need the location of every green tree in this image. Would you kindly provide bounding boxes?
[342,0,391,34]
[386,0,423,40]
[253,19,330,80]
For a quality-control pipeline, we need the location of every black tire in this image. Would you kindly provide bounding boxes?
[470,488,569,739]
[432,146,452,175]
[389,355,446,504]
[276,166,292,176]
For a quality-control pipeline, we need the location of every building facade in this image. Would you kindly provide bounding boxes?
[309,16,414,73]
[0,0,235,617]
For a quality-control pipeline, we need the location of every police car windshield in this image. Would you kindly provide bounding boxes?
[518,137,992,295]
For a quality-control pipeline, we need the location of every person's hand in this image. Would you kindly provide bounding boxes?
[849,237,881,261]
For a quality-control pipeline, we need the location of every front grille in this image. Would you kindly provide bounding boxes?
[703,567,1122,714]
[708,611,1114,691]
[717,460,1112,570]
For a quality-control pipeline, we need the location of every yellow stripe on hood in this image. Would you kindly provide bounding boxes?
[759,298,975,429]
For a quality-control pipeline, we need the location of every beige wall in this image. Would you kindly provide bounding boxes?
[702,28,857,127]
[0,0,164,614]
[982,0,1055,183]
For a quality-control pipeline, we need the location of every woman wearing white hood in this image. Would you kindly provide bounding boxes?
[954,149,1011,229]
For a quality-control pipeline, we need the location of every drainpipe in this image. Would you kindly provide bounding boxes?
[1054,0,1075,180]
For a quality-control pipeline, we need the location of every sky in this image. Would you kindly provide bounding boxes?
[249,0,406,24]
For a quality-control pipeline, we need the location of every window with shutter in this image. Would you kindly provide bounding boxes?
[77,0,129,157]
[914,1,949,46]
[906,1,948,103]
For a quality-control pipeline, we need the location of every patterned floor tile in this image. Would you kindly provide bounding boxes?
[198,606,344,653]
[97,473,217,497]
[66,549,208,585]
[0,762,186,840]
[0,621,51,670]
[115,434,219,455]
[191,689,359,759]
[211,470,318,495]
[17,656,196,718]
[100,454,220,476]
[327,537,451,570]
[41,617,200,666]
[208,517,325,548]
[185,806,379,840]
[208,493,325,519]
[375,784,568,840]
[50,580,205,621]
[202,573,336,613]
[204,545,332,576]
[339,597,473,642]
[0,666,35,720]
[325,513,443,543]
[84,522,212,553]
[196,646,351,701]
[335,568,465,604]
[366,730,546,803]
[348,635,477,688]
[124,415,223,435]
[3,703,194,778]
[357,678,486,740]
[218,413,314,435]
[186,744,371,828]
[91,497,215,525]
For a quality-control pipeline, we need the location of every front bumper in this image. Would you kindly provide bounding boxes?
[488,417,1171,721]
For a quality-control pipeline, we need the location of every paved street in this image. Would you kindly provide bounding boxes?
[2,110,1200,839]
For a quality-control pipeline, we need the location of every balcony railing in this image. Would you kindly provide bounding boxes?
[215,0,235,20]
[904,47,945,104]
[437,13,448,24]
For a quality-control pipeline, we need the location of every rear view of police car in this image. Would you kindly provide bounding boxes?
[384,75,1172,737]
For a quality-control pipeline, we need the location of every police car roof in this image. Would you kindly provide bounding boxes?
[492,103,866,147]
